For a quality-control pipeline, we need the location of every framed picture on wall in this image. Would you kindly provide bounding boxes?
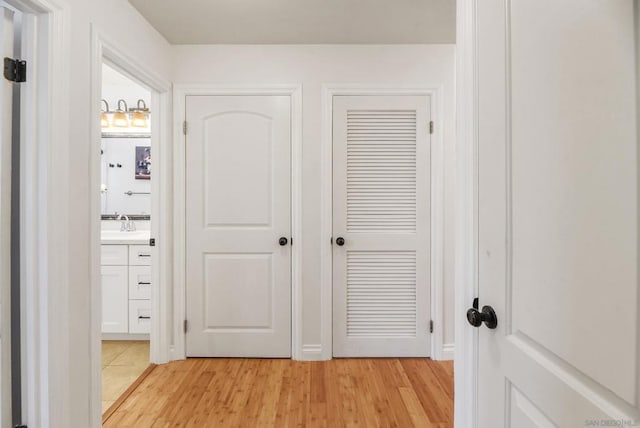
[135,146,151,180]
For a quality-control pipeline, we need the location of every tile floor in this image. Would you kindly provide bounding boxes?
[101,340,150,414]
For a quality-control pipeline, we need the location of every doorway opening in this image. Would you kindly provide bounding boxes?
[99,62,154,418]
[89,29,172,426]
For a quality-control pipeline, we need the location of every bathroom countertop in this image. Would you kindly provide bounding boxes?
[101,230,151,245]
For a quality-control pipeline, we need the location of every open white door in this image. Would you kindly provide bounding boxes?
[185,95,292,358]
[472,0,639,426]
[0,5,14,426]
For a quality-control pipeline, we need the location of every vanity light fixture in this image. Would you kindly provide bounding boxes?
[129,99,150,128]
[112,99,129,127]
[100,99,111,128]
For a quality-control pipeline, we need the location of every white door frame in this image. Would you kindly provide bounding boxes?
[172,84,303,360]
[0,0,70,426]
[88,26,172,428]
[320,85,446,361]
[455,1,480,426]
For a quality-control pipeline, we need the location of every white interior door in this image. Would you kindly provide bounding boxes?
[475,1,639,426]
[0,5,14,426]
[332,95,431,357]
[185,95,292,357]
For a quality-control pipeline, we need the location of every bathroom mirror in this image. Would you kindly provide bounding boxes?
[101,135,151,217]
[101,63,152,218]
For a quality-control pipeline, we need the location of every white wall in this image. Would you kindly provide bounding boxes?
[171,44,457,354]
[50,1,171,426]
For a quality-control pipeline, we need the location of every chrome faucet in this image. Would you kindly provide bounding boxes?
[116,214,136,232]
[117,213,129,231]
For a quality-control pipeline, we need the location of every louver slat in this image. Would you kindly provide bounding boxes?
[346,110,417,233]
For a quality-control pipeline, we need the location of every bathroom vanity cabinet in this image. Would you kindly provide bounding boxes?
[101,243,152,335]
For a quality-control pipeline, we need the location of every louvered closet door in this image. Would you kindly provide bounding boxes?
[332,95,431,357]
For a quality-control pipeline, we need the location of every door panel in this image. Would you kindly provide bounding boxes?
[203,253,273,329]
[476,0,639,426]
[332,95,431,357]
[185,95,291,358]
[203,112,273,227]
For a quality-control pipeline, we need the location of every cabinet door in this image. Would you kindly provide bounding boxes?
[101,245,128,265]
[101,265,128,333]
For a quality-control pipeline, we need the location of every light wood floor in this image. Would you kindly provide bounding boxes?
[102,340,150,414]
[103,358,453,427]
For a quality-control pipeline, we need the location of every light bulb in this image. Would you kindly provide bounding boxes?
[112,111,129,127]
[130,111,148,127]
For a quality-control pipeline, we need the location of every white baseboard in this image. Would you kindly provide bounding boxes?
[102,333,150,341]
[300,344,324,361]
[441,343,455,360]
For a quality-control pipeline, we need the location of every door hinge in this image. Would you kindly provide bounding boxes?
[3,57,27,83]
[429,320,434,333]
[183,319,188,333]
[183,121,187,135]
[429,121,434,134]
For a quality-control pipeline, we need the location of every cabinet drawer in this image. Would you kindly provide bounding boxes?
[129,245,152,266]
[101,245,128,265]
[129,299,151,334]
[129,266,152,300]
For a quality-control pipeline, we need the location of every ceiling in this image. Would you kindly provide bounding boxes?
[128,0,456,45]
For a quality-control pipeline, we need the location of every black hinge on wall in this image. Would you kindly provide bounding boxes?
[429,320,434,333]
[429,121,434,134]
[183,121,187,135]
[3,58,26,83]
[183,319,188,333]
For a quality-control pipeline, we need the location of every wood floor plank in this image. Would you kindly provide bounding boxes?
[105,358,453,427]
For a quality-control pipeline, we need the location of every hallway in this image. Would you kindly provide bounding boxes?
[103,358,454,427]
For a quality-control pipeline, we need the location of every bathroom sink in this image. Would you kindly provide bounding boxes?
[101,230,151,244]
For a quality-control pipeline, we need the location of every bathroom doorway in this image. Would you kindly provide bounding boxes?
[90,33,172,424]
[99,62,154,417]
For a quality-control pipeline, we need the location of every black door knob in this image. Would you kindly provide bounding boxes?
[335,237,345,246]
[279,237,288,246]
[466,305,498,329]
